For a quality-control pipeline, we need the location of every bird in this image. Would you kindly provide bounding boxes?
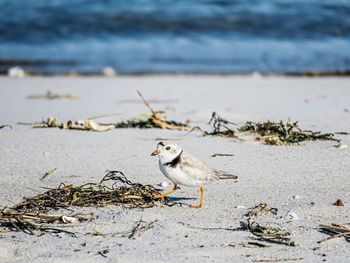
[151,142,237,208]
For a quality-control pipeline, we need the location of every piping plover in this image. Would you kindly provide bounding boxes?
[151,142,237,208]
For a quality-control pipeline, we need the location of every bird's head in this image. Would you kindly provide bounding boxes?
[151,142,183,164]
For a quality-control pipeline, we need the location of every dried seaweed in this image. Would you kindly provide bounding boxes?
[0,208,88,236]
[241,203,294,246]
[240,220,295,246]
[245,203,278,217]
[27,91,189,131]
[197,112,339,145]
[239,120,338,145]
[0,171,164,236]
[318,223,350,243]
[32,117,115,132]
[114,91,190,130]
[201,112,237,138]
[12,171,163,212]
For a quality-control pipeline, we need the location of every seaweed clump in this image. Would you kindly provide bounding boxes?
[13,171,162,211]
[115,90,190,131]
[238,120,338,145]
[201,112,237,138]
[0,171,164,236]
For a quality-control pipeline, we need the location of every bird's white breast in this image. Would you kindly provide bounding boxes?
[159,161,199,187]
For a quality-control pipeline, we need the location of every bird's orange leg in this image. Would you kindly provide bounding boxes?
[192,185,204,208]
[154,184,177,200]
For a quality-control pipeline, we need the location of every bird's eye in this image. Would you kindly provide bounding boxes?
[165,146,171,150]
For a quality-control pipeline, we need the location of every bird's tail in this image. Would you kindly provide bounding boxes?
[214,170,238,180]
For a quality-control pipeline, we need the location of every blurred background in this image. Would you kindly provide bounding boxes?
[0,0,349,75]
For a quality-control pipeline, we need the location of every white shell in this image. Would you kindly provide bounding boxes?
[285,211,298,221]
[235,205,246,209]
[157,181,169,190]
[62,216,78,223]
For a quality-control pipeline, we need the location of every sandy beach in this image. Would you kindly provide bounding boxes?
[0,75,349,263]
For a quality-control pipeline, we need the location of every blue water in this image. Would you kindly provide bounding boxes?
[0,0,350,74]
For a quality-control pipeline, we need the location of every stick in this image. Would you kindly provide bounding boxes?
[40,168,57,181]
[137,90,157,116]
[253,258,303,262]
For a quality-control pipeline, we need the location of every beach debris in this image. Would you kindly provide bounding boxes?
[229,241,271,248]
[178,222,243,232]
[240,220,295,246]
[8,66,26,78]
[235,205,246,209]
[128,218,157,239]
[0,208,89,236]
[293,195,300,199]
[97,249,110,258]
[115,91,190,131]
[32,117,115,132]
[334,199,344,206]
[333,142,348,150]
[157,181,169,190]
[284,211,298,221]
[318,223,350,243]
[40,168,57,181]
[238,120,338,145]
[197,113,338,145]
[211,153,234,157]
[102,66,117,77]
[252,257,303,262]
[199,112,238,138]
[61,215,79,224]
[27,90,78,100]
[245,203,278,217]
[12,171,163,211]
[0,125,12,129]
[0,171,164,236]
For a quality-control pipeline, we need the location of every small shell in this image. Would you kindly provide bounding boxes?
[293,195,301,199]
[157,181,169,190]
[235,205,246,209]
[285,211,298,221]
[62,216,78,223]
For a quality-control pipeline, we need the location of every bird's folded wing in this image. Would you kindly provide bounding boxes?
[179,152,219,182]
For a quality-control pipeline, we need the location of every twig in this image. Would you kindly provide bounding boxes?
[0,125,12,129]
[211,153,234,157]
[40,168,57,181]
[128,219,156,239]
[137,90,157,116]
[179,222,243,232]
[253,258,303,262]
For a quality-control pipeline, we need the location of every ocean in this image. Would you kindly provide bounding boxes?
[0,0,350,74]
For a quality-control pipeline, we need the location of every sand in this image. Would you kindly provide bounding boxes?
[0,75,349,262]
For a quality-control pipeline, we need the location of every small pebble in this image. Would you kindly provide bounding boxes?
[334,199,344,206]
[293,195,301,199]
[235,205,246,209]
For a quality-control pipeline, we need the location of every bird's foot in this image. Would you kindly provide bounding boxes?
[191,204,202,208]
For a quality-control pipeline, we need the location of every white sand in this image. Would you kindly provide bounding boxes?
[0,75,349,262]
